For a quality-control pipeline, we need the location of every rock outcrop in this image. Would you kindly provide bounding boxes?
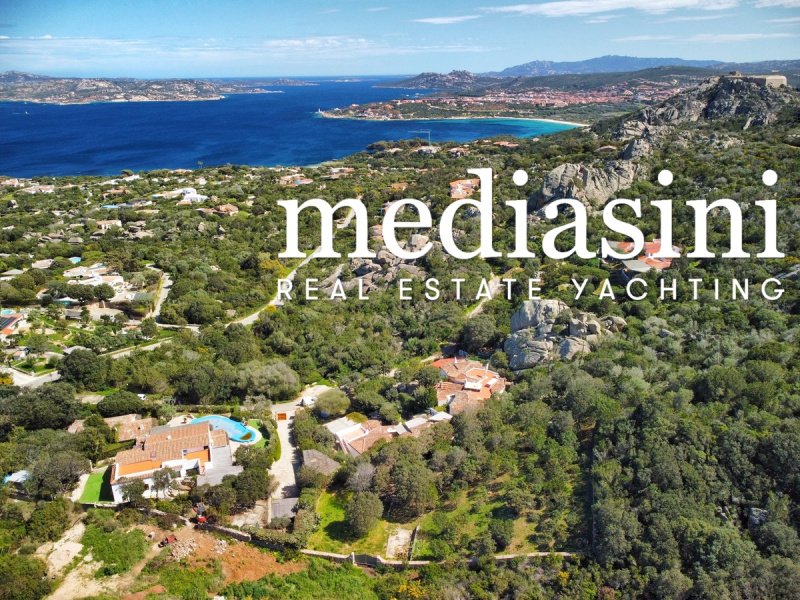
[615,76,796,138]
[504,299,626,370]
[322,231,433,297]
[532,160,643,210]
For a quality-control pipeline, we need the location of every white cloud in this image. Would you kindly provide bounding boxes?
[768,16,800,22]
[484,1,738,18]
[689,32,795,42]
[585,15,620,23]
[614,31,795,42]
[0,34,489,73]
[755,0,800,7]
[614,35,676,41]
[660,14,729,21]
[367,7,389,11]
[413,15,481,25]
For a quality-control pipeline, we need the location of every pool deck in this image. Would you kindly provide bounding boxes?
[167,414,262,445]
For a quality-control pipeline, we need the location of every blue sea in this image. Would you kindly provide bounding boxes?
[0,78,576,177]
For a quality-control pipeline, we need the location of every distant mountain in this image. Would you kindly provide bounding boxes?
[486,55,722,77]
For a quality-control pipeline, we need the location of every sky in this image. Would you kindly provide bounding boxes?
[0,0,798,77]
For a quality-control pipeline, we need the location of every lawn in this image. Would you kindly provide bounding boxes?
[248,419,268,448]
[79,467,115,504]
[306,491,390,556]
[414,484,539,559]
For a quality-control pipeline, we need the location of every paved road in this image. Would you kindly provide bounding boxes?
[3,368,61,388]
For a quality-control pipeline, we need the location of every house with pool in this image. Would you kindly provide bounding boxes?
[109,418,255,503]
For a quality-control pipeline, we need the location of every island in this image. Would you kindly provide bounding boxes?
[0,72,318,104]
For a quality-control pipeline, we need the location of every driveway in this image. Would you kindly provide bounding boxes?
[268,384,333,499]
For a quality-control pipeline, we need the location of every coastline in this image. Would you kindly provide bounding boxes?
[0,96,225,106]
[317,112,589,127]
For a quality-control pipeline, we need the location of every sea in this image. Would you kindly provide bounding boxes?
[0,77,577,177]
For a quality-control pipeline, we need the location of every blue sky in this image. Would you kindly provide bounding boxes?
[0,0,798,76]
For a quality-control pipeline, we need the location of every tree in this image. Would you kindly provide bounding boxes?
[345,491,383,538]
[151,468,176,499]
[237,360,300,402]
[312,389,350,419]
[488,518,514,550]
[0,555,51,600]
[97,390,145,417]
[461,315,499,353]
[60,349,107,390]
[27,451,90,499]
[348,463,376,492]
[94,283,115,306]
[122,480,150,509]
[5,383,80,430]
[25,334,49,358]
[233,469,276,507]
[139,317,158,339]
[26,498,71,542]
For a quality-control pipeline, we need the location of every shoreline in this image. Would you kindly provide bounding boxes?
[318,112,589,127]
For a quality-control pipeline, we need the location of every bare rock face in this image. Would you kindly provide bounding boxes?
[532,160,642,210]
[559,337,591,360]
[510,299,569,333]
[505,300,627,370]
[504,331,554,370]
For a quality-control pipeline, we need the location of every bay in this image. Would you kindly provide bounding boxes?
[0,78,576,177]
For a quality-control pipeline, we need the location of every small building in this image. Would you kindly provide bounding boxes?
[96,219,122,231]
[432,357,508,415]
[270,497,299,521]
[449,178,480,200]
[605,239,682,273]
[0,313,26,339]
[301,449,340,477]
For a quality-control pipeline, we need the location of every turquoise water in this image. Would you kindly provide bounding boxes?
[191,415,257,443]
[0,78,576,177]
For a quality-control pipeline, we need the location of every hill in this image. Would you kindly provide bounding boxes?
[0,71,223,104]
[486,54,721,77]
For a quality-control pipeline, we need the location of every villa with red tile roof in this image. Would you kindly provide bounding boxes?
[605,239,682,273]
[432,357,507,415]
[449,178,480,200]
[109,421,238,503]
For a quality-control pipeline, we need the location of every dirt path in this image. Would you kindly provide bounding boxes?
[37,520,85,577]
[467,274,502,318]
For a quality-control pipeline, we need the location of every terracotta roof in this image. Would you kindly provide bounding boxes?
[114,422,213,467]
[448,393,484,415]
[210,429,229,448]
[346,427,397,455]
[115,417,157,442]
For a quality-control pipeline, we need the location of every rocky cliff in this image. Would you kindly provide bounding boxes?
[531,76,798,210]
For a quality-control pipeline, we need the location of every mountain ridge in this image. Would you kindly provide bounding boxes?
[484,54,722,77]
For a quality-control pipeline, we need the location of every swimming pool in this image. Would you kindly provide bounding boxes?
[191,415,260,444]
